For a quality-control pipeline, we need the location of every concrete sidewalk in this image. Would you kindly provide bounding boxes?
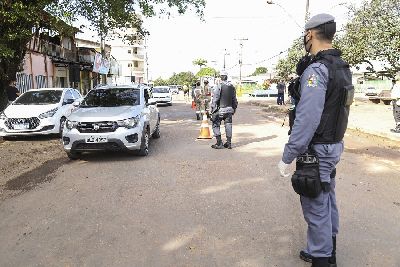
[240,94,400,142]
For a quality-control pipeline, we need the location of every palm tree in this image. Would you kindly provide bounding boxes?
[192,58,207,70]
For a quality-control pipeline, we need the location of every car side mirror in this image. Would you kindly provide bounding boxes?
[63,99,75,105]
[72,100,81,107]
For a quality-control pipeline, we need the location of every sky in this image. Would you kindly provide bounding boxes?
[144,0,364,80]
[75,0,364,80]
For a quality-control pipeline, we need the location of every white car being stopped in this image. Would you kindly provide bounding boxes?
[62,85,160,159]
[0,88,81,137]
[152,86,172,106]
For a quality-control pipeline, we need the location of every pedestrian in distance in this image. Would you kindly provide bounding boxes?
[277,81,286,105]
[210,70,238,149]
[6,79,20,104]
[390,79,400,133]
[278,13,354,267]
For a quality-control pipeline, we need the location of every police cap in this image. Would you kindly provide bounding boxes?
[305,13,335,30]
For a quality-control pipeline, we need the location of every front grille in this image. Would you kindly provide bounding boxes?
[77,121,117,133]
[5,117,40,130]
[75,142,122,151]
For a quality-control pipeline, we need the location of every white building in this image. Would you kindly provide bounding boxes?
[108,26,146,85]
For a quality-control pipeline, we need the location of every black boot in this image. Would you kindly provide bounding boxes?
[223,137,232,149]
[312,257,329,267]
[211,135,224,149]
[390,124,400,133]
[329,236,337,267]
[299,250,313,263]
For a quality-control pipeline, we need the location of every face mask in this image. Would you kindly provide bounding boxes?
[303,32,312,53]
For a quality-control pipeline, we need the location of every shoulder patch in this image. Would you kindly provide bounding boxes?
[306,73,319,88]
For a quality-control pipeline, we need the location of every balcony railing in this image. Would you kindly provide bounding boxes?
[130,54,145,61]
[27,37,76,62]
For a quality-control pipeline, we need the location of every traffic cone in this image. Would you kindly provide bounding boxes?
[197,111,212,139]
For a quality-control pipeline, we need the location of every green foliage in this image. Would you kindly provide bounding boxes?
[154,71,196,87]
[336,0,400,78]
[0,0,205,111]
[251,67,268,76]
[275,38,303,80]
[153,77,169,86]
[168,71,196,87]
[196,67,217,77]
[0,0,56,110]
[192,58,207,69]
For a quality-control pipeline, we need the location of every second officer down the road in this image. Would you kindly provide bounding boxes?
[210,71,238,149]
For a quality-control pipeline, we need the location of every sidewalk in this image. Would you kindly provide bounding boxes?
[240,95,400,142]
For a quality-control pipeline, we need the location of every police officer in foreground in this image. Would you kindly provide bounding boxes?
[278,14,354,267]
[211,70,238,149]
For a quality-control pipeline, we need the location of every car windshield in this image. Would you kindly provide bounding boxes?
[153,87,170,93]
[14,90,62,105]
[81,88,140,107]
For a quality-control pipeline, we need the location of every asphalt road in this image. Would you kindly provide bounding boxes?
[0,100,399,267]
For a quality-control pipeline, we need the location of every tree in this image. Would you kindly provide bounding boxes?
[0,0,205,111]
[251,67,268,76]
[275,38,303,80]
[192,58,207,70]
[153,77,169,86]
[336,0,400,78]
[168,71,196,87]
[0,0,56,110]
[196,67,217,77]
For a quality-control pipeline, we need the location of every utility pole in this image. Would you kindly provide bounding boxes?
[235,38,248,93]
[223,49,230,70]
[305,0,310,22]
[144,34,149,83]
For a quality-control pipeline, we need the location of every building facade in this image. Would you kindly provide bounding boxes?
[109,27,146,85]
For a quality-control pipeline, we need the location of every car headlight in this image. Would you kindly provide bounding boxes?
[65,120,78,130]
[117,115,140,129]
[0,112,7,120]
[39,108,58,119]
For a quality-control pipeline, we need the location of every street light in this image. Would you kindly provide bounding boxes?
[223,49,230,70]
[266,0,306,28]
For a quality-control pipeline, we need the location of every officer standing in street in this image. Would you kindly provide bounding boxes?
[203,79,212,112]
[277,14,354,267]
[390,79,400,133]
[192,81,203,120]
[211,71,238,149]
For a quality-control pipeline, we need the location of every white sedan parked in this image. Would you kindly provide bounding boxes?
[0,88,81,137]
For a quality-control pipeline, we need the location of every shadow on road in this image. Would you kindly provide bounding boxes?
[233,135,278,149]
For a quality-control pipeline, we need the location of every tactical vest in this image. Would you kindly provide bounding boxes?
[219,82,235,108]
[290,49,354,144]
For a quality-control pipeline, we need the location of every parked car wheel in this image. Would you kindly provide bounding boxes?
[152,120,161,139]
[137,128,150,156]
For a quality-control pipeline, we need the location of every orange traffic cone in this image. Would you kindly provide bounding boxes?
[197,112,212,139]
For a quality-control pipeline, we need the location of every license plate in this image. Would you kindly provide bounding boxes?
[13,123,30,130]
[85,136,108,143]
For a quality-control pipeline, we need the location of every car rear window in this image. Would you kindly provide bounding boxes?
[81,88,140,107]
[14,90,62,105]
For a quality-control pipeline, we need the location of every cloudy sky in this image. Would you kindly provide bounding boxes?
[144,0,364,79]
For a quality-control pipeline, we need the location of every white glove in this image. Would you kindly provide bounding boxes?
[278,160,291,177]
